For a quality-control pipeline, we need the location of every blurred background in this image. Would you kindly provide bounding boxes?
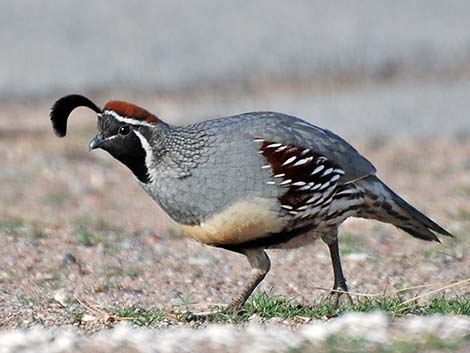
[1,0,470,137]
[0,0,469,327]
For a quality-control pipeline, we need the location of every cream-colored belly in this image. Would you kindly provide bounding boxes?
[177,197,287,245]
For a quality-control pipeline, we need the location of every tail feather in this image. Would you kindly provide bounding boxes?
[358,176,452,242]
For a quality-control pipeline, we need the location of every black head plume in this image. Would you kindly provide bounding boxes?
[50,94,101,137]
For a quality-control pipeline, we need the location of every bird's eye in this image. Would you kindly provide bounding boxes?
[118,125,130,136]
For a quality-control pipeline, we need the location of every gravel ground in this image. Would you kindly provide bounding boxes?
[2,1,470,341]
[0,99,469,332]
[1,313,469,353]
[2,2,469,351]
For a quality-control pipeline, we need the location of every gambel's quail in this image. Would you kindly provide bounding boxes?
[50,94,452,312]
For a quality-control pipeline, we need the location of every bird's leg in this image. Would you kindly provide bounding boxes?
[225,249,271,314]
[177,248,270,322]
[326,238,353,307]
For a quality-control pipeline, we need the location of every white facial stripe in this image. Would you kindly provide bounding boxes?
[133,130,157,183]
[104,110,155,127]
[104,135,118,142]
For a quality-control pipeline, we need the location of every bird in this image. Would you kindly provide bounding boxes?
[50,94,452,312]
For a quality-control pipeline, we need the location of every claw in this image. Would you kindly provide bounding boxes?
[175,310,217,322]
[327,289,353,308]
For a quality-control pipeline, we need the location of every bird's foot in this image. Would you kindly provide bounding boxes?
[327,288,353,308]
[173,310,219,322]
[172,303,244,322]
[171,298,247,322]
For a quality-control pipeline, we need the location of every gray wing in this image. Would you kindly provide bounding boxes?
[239,112,377,183]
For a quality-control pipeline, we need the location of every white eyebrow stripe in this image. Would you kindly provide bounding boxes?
[104,110,155,127]
[104,135,118,141]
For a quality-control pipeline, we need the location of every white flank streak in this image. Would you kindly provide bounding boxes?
[261,165,272,169]
[319,181,330,191]
[266,143,282,148]
[293,157,310,166]
[310,195,327,206]
[275,145,288,152]
[330,174,340,182]
[281,204,293,210]
[273,173,285,178]
[312,183,322,191]
[299,184,312,191]
[322,167,334,176]
[266,181,276,185]
[133,130,156,182]
[324,185,336,196]
[282,156,297,166]
[335,190,353,196]
[306,195,321,204]
[105,110,155,127]
[300,148,310,155]
[288,211,298,215]
[334,168,345,175]
[292,181,306,186]
[253,138,265,142]
[311,164,325,175]
[280,179,292,185]
[296,205,309,211]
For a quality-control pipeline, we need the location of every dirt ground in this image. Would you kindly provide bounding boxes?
[0,99,468,331]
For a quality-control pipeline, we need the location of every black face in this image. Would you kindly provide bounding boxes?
[89,115,151,184]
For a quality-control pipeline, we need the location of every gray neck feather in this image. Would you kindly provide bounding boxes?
[149,123,210,179]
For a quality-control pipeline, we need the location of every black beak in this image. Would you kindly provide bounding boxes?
[89,135,105,151]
